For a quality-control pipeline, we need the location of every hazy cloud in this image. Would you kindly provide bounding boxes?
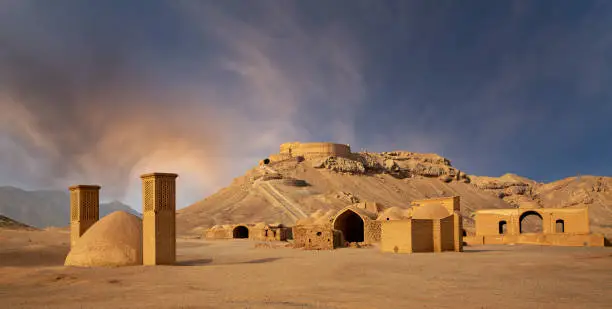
[0,1,611,209]
[0,1,367,208]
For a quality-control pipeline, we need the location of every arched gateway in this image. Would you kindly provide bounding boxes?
[333,209,365,243]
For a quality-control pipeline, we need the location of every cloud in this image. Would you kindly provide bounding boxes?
[177,1,367,144]
[1,0,610,208]
[0,1,367,207]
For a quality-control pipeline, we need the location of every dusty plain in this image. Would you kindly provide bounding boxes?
[1,228,611,309]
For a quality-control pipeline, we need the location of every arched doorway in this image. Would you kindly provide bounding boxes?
[519,211,543,233]
[233,226,249,238]
[498,221,507,235]
[333,210,364,243]
[555,219,565,233]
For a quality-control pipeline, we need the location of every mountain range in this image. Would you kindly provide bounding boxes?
[1,150,610,240]
[0,186,139,228]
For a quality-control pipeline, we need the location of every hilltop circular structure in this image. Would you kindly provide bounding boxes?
[279,142,351,159]
[64,211,142,267]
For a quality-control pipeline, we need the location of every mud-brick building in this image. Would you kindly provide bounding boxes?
[292,198,463,253]
[465,207,604,247]
[292,225,343,250]
[380,197,463,253]
[292,201,384,249]
[204,223,292,242]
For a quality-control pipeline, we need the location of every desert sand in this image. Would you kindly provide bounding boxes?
[1,228,611,309]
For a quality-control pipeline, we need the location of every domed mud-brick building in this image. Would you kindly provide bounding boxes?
[380,197,463,254]
[65,211,143,267]
[292,197,464,253]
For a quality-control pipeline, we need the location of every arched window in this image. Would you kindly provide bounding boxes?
[555,219,565,233]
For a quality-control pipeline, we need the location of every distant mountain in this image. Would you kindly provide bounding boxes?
[0,214,37,230]
[0,186,140,228]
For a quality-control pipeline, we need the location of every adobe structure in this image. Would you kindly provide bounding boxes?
[69,185,100,248]
[380,197,463,253]
[205,223,292,241]
[266,141,351,163]
[141,173,179,265]
[293,225,343,250]
[291,197,463,253]
[465,207,605,247]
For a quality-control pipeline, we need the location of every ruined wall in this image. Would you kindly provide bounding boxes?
[205,228,232,239]
[475,211,518,236]
[279,142,351,159]
[475,208,591,237]
[542,208,590,234]
[280,142,301,154]
[411,219,434,253]
[268,153,292,163]
[365,220,381,243]
[470,207,603,247]
[381,220,413,253]
[250,227,291,241]
[205,224,292,241]
[292,225,341,250]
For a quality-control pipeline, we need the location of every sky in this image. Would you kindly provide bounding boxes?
[0,0,611,210]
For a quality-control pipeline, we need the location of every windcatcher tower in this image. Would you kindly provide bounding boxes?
[141,173,178,265]
[69,185,100,248]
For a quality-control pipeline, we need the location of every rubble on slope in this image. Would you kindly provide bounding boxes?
[310,151,470,183]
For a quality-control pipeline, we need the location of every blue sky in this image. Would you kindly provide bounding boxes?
[0,0,610,210]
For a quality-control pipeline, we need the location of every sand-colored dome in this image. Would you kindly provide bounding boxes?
[411,203,451,220]
[65,211,142,267]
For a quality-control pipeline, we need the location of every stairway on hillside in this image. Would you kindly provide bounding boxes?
[255,165,308,222]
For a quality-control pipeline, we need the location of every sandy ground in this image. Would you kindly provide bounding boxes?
[1,229,611,309]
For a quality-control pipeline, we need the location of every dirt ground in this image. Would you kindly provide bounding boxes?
[1,229,611,309]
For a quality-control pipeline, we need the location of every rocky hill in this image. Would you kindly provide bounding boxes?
[177,150,612,239]
[0,186,140,228]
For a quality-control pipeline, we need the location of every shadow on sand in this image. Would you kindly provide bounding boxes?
[0,246,70,267]
[176,257,283,266]
[462,249,499,253]
[176,258,213,266]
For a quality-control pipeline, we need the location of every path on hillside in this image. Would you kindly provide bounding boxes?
[255,165,308,222]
